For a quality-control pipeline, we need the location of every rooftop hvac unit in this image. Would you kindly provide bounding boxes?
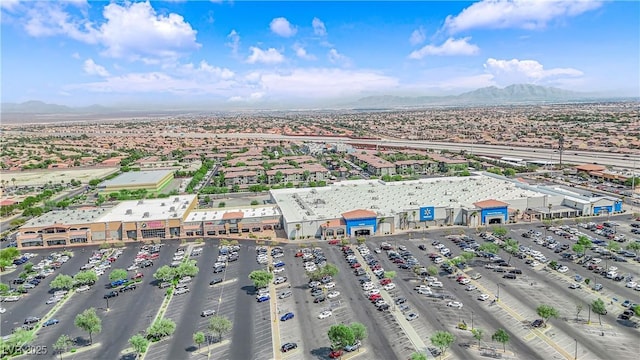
[174,197,180,202]
[125,209,132,215]
[138,200,144,205]
[143,212,149,218]
[161,203,165,206]
[169,206,175,212]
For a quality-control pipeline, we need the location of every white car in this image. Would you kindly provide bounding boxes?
[626,282,638,288]
[447,301,463,309]
[429,281,443,288]
[127,264,139,271]
[23,283,36,289]
[76,285,91,292]
[3,296,20,302]
[465,285,477,291]
[383,283,396,291]
[0,307,5,313]
[557,266,569,273]
[46,297,62,305]
[477,294,490,301]
[569,283,581,289]
[327,291,341,299]
[635,284,640,291]
[318,310,333,319]
[273,268,285,274]
[174,288,190,295]
[459,279,470,285]
[324,282,336,289]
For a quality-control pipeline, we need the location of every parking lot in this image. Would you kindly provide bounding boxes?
[3,216,638,360]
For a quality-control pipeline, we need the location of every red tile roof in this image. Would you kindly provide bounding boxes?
[575,164,606,172]
[473,199,509,209]
[342,209,377,220]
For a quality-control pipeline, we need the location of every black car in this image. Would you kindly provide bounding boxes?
[418,244,427,251]
[503,273,517,279]
[139,260,153,268]
[313,296,326,303]
[213,267,225,273]
[531,319,545,328]
[395,297,407,305]
[281,343,297,352]
[377,304,390,311]
[12,278,25,285]
[121,284,137,292]
[210,278,223,285]
[104,291,119,299]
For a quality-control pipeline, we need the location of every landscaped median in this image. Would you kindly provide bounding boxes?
[134,243,199,360]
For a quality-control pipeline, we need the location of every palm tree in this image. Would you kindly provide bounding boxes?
[295,224,301,240]
[11,178,16,187]
[412,210,417,228]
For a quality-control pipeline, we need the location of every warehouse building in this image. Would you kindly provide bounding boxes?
[97,169,174,195]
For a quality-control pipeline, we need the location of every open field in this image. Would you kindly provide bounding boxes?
[0,167,118,187]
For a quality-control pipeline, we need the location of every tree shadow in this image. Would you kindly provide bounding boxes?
[241,285,256,295]
[309,346,333,359]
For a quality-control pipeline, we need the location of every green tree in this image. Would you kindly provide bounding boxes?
[0,258,11,272]
[349,322,368,344]
[492,226,508,238]
[208,316,232,343]
[492,328,510,352]
[572,244,585,256]
[23,262,34,273]
[459,251,475,263]
[478,242,500,255]
[427,265,439,276]
[175,260,199,279]
[536,304,559,324]
[410,352,427,360]
[472,328,484,348]
[0,282,10,295]
[153,265,176,282]
[577,235,592,256]
[50,274,75,291]
[0,247,19,262]
[53,334,73,359]
[591,298,607,325]
[575,303,584,321]
[74,308,102,344]
[431,331,455,357]
[74,271,98,286]
[383,271,397,280]
[248,270,273,289]
[109,269,128,282]
[146,318,176,341]
[129,334,149,359]
[193,331,206,350]
[607,242,621,253]
[627,242,640,252]
[3,328,33,356]
[328,324,355,350]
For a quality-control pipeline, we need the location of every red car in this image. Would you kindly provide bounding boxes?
[132,273,144,280]
[328,239,340,245]
[351,263,361,269]
[108,257,117,263]
[369,294,382,301]
[342,246,351,252]
[148,253,159,260]
[380,278,392,285]
[295,252,303,258]
[371,264,382,271]
[329,350,343,358]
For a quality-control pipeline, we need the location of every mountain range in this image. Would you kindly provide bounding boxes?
[347,84,602,109]
[0,84,633,115]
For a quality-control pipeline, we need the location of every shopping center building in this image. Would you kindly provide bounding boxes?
[16,173,623,248]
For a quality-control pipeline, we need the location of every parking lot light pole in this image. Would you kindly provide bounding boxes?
[587,304,591,324]
[471,311,474,330]
[105,297,109,311]
[574,338,578,360]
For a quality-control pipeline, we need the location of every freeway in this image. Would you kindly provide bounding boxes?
[167,133,638,169]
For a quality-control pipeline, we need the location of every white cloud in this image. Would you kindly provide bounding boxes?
[270,17,297,37]
[312,17,326,36]
[409,27,426,46]
[444,0,602,33]
[0,0,21,11]
[328,49,351,66]
[226,29,240,56]
[408,37,479,59]
[292,43,315,60]
[83,58,110,77]
[71,52,81,59]
[98,2,200,61]
[246,47,285,64]
[181,60,235,80]
[18,1,200,63]
[484,58,583,85]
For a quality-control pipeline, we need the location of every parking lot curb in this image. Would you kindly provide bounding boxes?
[192,339,231,355]
[349,245,431,358]
[268,246,283,360]
[341,347,368,359]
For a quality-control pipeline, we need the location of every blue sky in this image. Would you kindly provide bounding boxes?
[1,0,638,107]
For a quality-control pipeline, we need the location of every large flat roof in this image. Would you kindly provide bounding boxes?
[271,174,544,223]
[99,169,173,188]
[23,207,111,228]
[99,195,197,223]
[185,206,281,223]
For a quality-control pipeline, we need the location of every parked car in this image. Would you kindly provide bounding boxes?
[174,288,190,295]
[280,312,295,321]
[104,291,119,299]
[281,343,297,352]
[42,319,59,327]
[201,309,216,317]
